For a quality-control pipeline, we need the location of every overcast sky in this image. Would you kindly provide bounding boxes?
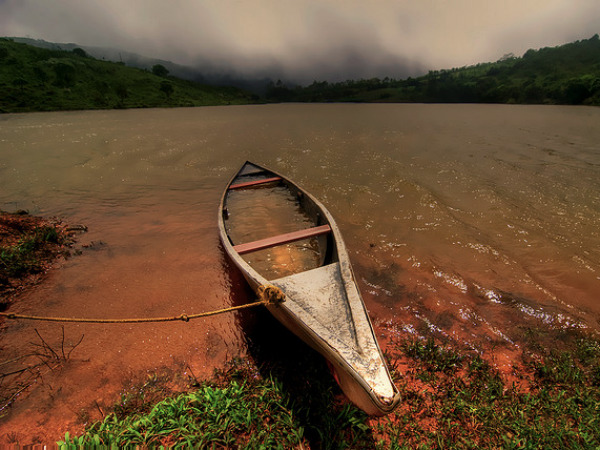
[1,0,599,82]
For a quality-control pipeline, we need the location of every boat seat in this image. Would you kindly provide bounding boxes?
[229,176,282,190]
[234,224,331,255]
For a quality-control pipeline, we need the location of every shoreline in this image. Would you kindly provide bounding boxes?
[0,210,81,311]
[1,210,599,447]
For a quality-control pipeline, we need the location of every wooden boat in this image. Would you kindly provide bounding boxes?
[218,161,400,415]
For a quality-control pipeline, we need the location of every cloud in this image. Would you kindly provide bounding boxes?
[1,0,598,82]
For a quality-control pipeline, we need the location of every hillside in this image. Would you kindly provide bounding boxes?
[4,34,599,111]
[267,34,600,105]
[9,37,272,95]
[0,38,257,113]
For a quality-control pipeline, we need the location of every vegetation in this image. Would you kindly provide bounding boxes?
[387,338,600,448]
[59,333,600,449]
[58,356,373,449]
[0,225,59,277]
[0,211,70,301]
[0,38,256,113]
[2,217,598,447]
[267,34,600,106]
[3,34,599,111]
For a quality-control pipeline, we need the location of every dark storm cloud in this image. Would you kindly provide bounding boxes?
[1,0,598,82]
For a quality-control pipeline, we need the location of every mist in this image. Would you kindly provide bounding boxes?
[1,0,599,83]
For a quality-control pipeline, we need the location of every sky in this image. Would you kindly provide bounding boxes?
[1,0,599,83]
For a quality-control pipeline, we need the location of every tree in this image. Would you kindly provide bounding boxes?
[563,77,591,104]
[33,66,49,84]
[114,83,128,104]
[53,61,76,87]
[498,52,516,62]
[72,47,88,58]
[160,80,174,99]
[152,64,169,77]
[13,76,27,93]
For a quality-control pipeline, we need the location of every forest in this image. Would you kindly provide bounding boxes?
[2,34,599,112]
[0,38,256,113]
[266,34,600,106]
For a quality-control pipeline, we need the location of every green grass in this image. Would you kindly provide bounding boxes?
[0,224,63,279]
[69,381,303,448]
[0,38,256,113]
[379,336,600,449]
[59,334,600,449]
[58,359,371,449]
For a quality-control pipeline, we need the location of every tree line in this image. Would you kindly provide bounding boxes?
[3,34,599,112]
[266,34,600,106]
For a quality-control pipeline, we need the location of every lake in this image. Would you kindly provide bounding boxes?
[1,104,599,439]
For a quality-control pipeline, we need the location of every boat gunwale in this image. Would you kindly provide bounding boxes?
[217,160,400,414]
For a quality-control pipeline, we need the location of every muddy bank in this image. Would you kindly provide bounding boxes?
[0,211,86,444]
[0,210,82,310]
[1,208,598,447]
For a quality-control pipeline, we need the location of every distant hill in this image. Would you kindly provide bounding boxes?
[9,37,272,95]
[9,37,200,79]
[5,34,600,111]
[267,34,600,106]
[0,38,257,113]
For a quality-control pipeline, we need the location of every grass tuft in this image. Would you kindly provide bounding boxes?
[403,338,464,373]
[1,225,64,278]
[58,335,600,448]
[59,358,372,449]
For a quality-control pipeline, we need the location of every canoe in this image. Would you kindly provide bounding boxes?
[218,161,400,416]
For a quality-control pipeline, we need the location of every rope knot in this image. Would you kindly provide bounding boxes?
[179,314,190,322]
[257,285,286,305]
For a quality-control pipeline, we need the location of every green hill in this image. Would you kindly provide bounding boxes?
[0,38,257,113]
[4,34,599,111]
[267,34,600,105]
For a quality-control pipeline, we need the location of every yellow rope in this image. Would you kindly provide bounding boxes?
[0,285,285,324]
[257,284,286,304]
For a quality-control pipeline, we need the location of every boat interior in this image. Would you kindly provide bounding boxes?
[223,163,336,280]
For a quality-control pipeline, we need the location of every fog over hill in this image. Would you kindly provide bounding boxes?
[3,0,599,90]
[10,37,276,94]
[11,36,429,95]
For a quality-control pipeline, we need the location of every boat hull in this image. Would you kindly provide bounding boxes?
[218,161,400,415]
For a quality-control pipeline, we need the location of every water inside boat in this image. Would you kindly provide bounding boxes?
[224,184,323,280]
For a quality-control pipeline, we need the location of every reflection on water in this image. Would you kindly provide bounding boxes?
[225,185,322,279]
[0,104,599,440]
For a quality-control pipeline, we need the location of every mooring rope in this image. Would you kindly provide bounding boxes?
[0,285,285,324]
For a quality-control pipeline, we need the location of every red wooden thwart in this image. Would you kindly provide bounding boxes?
[229,177,282,190]
[234,224,331,255]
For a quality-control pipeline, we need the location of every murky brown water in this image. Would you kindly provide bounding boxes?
[1,104,599,442]
[225,183,323,279]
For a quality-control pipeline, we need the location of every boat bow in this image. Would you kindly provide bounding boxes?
[218,161,400,415]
